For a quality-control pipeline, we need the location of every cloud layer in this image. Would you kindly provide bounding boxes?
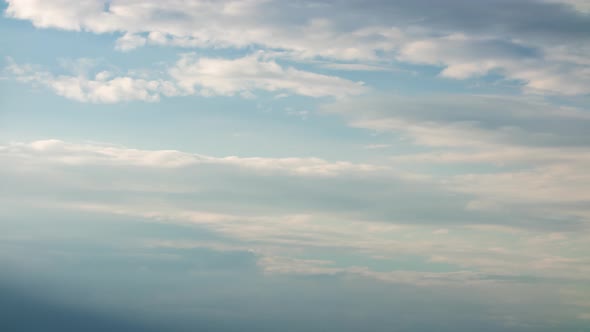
[2,1,590,329]
[2,139,590,320]
[5,0,590,96]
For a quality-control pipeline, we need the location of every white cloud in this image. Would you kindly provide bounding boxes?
[4,137,590,234]
[544,0,590,13]
[451,164,590,210]
[7,54,366,102]
[363,144,391,150]
[398,35,590,95]
[115,32,147,51]
[3,139,470,229]
[3,139,386,176]
[323,94,590,225]
[6,59,178,103]
[6,0,590,96]
[2,137,590,304]
[169,53,367,98]
[320,63,394,72]
[323,94,590,149]
[4,0,402,60]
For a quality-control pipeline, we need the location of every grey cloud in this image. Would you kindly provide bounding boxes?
[337,0,590,42]
[10,0,589,46]
[0,140,471,225]
[323,94,590,148]
[322,94,590,228]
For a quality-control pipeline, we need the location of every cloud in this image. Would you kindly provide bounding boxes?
[2,138,590,320]
[323,94,590,148]
[3,1,590,325]
[169,53,367,98]
[398,35,541,79]
[6,59,179,103]
[6,0,590,95]
[6,0,589,53]
[0,139,523,229]
[320,63,394,72]
[363,144,391,150]
[115,32,148,51]
[322,94,590,227]
[257,255,498,287]
[544,0,590,13]
[2,140,463,228]
[3,0,403,60]
[3,139,383,175]
[6,54,366,102]
[3,137,590,234]
[397,34,590,95]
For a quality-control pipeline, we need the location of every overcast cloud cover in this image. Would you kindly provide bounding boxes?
[1,1,590,331]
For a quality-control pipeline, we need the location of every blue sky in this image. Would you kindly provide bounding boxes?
[1,1,590,331]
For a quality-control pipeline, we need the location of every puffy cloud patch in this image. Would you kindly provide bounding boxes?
[6,55,366,101]
[6,59,179,103]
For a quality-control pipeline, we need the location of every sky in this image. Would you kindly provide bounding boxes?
[1,0,590,331]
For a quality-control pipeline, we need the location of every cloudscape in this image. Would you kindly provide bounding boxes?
[1,1,590,331]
